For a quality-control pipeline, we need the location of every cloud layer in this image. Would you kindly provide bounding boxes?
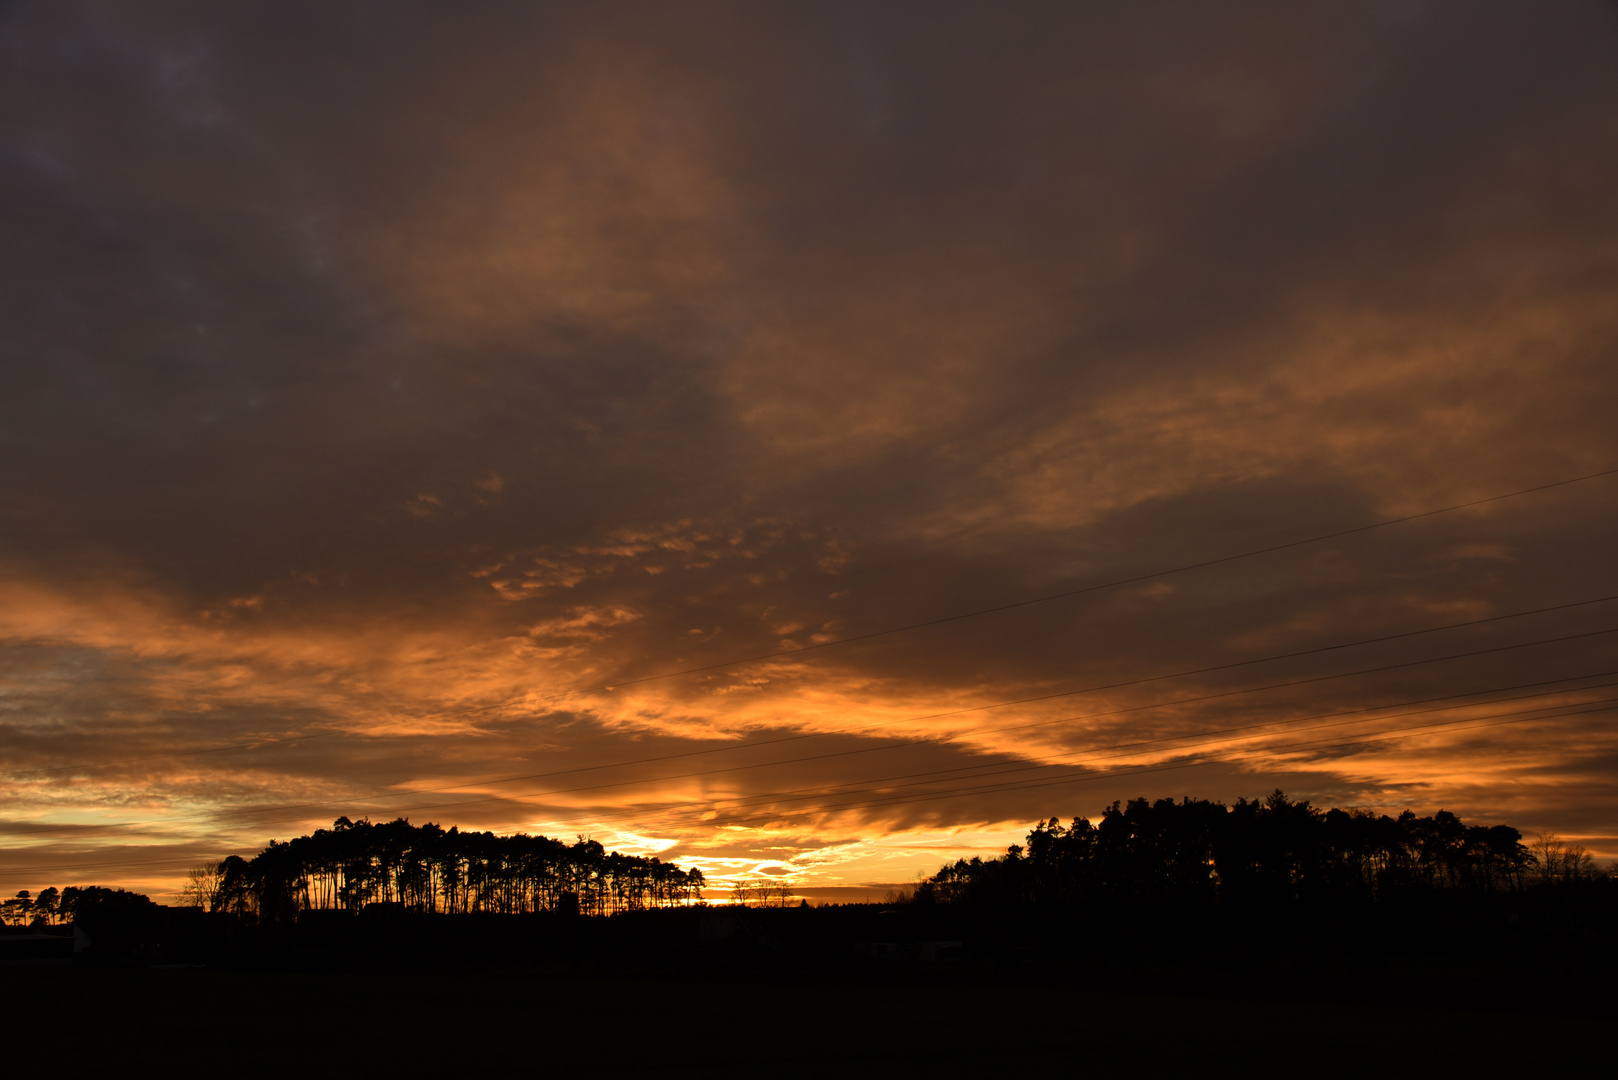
[4,1,1618,897]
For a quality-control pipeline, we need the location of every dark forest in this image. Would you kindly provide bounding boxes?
[7,792,1615,1009]
[916,792,1604,908]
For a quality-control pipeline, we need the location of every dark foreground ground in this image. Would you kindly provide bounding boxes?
[15,966,1615,1075]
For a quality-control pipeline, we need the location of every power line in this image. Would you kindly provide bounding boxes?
[343,668,1618,831]
[675,683,1618,822]
[19,464,1612,781]
[0,853,216,879]
[597,675,1618,824]
[224,599,1618,819]
[314,654,1618,826]
[880,597,1618,726]
[7,468,1617,883]
[8,694,1610,882]
[11,604,1613,841]
[682,700,1618,833]
[6,695,533,779]
[563,466,1618,695]
[185,622,1618,824]
[32,590,1612,796]
[72,625,1612,840]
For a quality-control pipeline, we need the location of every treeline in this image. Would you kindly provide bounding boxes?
[916,792,1608,910]
[1,885,152,927]
[183,817,705,921]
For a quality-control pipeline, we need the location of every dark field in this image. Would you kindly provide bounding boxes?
[16,966,1613,1075]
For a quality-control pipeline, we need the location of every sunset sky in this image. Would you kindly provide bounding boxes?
[4,1,1617,902]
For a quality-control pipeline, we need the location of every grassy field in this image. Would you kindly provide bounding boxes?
[14,966,1615,1075]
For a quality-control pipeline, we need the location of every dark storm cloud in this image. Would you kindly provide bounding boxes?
[4,1,1618,894]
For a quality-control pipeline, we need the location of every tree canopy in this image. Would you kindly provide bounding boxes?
[200,817,705,922]
[916,792,1547,910]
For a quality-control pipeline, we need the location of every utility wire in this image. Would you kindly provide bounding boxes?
[207,602,1618,818]
[7,466,1615,874]
[18,590,1613,794]
[330,667,1618,829]
[16,465,1616,779]
[8,694,1611,881]
[563,466,1618,695]
[10,608,1613,841]
[49,625,1610,842]
[668,683,1618,822]
[572,675,1618,825]
[683,700,1618,832]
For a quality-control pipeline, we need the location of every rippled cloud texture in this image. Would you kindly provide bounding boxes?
[4,1,1618,897]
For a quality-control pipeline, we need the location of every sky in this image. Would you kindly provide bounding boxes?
[3,1,1618,902]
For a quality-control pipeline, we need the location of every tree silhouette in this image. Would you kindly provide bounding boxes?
[915,792,1546,912]
[179,864,226,911]
[180,817,706,923]
[1,890,31,926]
[728,877,792,908]
[31,886,59,925]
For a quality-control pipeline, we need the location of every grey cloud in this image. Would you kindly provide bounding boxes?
[4,2,1617,892]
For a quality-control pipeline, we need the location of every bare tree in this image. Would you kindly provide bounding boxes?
[729,876,796,907]
[180,862,226,911]
[1530,833,1564,885]
[1562,843,1598,883]
[728,877,759,907]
